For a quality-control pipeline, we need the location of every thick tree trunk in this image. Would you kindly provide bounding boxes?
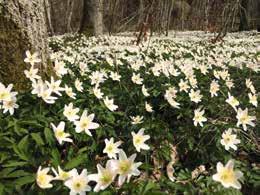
[0,0,49,90]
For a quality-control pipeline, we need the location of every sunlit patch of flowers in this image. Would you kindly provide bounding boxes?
[1,31,259,194]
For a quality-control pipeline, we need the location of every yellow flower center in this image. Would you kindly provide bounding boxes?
[37,174,47,185]
[55,131,65,138]
[134,136,143,145]
[220,169,235,183]
[107,145,113,152]
[0,92,9,100]
[100,171,112,184]
[240,115,248,123]
[224,137,231,143]
[81,119,90,129]
[119,160,131,174]
[73,181,83,191]
[60,172,69,180]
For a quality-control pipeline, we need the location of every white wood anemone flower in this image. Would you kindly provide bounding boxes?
[93,86,104,99]
[54,60,68,78]
[145,102,153,113]
[24,50,41,66]
[36,166,54,189]
[220,128,240,151]
[51,121,73,145]
[0,83,16,102]
[142,85,150,97]
[75,79,83,92]
[226,92,239,111]
[24,67,41,82]
[103,96,118,112]
[63,103,80,122]
[51,166,74,181]
[130,115,144,125]
[74,110,100,136]
[88,160,117,192]
[65,85,76,99]
[131,73,143,85]
[248,93,258,107]
[131,128,150,152]
[189,89,202,103]
[46,77,64,96]
[212,160,243,189]
[64,169,91,195]
[103,138,122,159]
[236,108,256,131]
[193,108,207,127]
[112,149,142,186]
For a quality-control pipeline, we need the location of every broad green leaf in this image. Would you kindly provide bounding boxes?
[31,133,44,146]
[65,155,86,170]
[44,127,55,145]
[18,135,29,152]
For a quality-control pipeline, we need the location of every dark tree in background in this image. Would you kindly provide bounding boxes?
[239,0,249,31]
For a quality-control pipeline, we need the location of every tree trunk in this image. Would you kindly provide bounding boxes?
[239,0,249,31]
[0,0,49,90]
[257,0,260,31]
[91,0,104,36]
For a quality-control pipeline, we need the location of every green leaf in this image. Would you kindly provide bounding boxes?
[44,127,55,145]
[3,161,28,167]
[18,120,43,128]
[0,168,16,178]
[143,181,158,194]
[18,135,29,152]
[0,183,4,195]
[51,149,61,166]
[31,133,44,146]
[65,155,86,170]
[14,175,35,186]
[5,170,31,178]
[13,145,28,161]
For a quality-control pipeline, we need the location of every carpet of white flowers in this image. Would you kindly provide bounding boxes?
[0,31,259,194]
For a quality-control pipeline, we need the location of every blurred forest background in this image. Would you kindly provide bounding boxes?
[0,0,260,88]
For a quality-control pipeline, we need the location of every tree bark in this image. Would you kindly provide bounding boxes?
[0,0,49,90]
[257,0,260,31]
[91,0,104,36]
[239,0,249,31]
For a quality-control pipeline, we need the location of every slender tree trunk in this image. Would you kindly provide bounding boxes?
[257,0,260,31]
[138,0,145,26]
[166,0,173,36]
[0,0,49,90]
[44,0,54,36]
[239,0,249,31]
[91,0,104,36]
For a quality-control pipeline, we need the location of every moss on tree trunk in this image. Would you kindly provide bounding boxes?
[0,15,29,91]
[0,0,50,91]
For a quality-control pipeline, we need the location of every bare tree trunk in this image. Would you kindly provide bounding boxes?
[239,0,249,31]
[256,0,260,31]
[91,0,104,36]
[66,0,75,33]
[0,0,49,90]
[138,0,145,26]
[166,0,173,36]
